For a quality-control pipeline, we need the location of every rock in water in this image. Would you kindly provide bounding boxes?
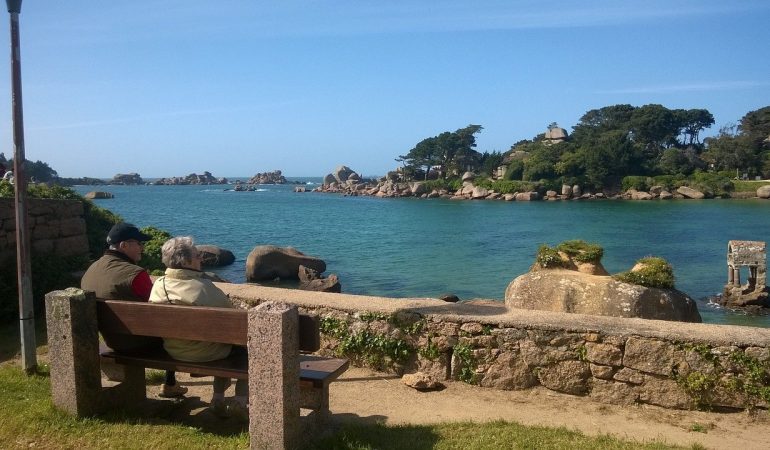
[196,245,235,267]
[504,269,701,322]
[245,245,326,281]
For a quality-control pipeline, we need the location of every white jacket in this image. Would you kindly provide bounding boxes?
[149,268,232,362]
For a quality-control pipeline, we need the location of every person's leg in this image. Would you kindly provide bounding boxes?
[210,377,231,417]
[160,370,188,397]
[230,378,249,422]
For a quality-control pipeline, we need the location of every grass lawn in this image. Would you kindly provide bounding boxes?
[732,179,770,192]
[0,322,700,449]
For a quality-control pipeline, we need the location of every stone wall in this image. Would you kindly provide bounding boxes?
[0,198,89,263]
[219,283,770,411]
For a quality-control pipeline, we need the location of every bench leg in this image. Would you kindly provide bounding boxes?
[300,384,330,424]
[248,302,301,450]
[45,289,102,416]
[101,365,146,408]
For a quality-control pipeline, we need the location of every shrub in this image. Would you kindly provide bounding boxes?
[138,227,173,275]
[421,178,462,193]
[555,240,604,263]
[621,176,651,192]
[614,256,675,289]
[651,175,686,191]
[688,171,734,197]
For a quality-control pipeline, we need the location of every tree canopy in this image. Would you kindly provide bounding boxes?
[399,125,484,179]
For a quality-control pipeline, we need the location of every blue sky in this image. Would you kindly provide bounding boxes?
[0,0,768,178]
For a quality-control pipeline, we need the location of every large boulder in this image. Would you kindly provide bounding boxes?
[757,185,770,199]
[245,245,326,281]
[676,186,705,199]
[196,245,235,267]
[333,165,355,184]
[504,269,701,323]
[322,174,336,186]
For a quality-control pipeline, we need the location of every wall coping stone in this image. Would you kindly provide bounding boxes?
[218,283,770,347]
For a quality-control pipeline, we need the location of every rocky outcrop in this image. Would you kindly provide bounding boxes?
[84,191,113,199]
[504,269,702,322]
[333,165,355,184]
[247,170,286,184]
[196,245,235,267]
[298,264,341,293]
[757,185,770,199]
[153,171,227,185]
[245,245,326,282]
[109,173,143,185]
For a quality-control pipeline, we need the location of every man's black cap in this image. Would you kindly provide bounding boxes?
[107,222,151,245]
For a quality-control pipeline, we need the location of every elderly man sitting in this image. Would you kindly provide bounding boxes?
[149,236,248,421]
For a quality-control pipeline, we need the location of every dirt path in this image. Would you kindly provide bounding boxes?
[327,368,769,450]
[158,368,769,450]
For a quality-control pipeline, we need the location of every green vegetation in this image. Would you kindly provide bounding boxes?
[732,179,770,192]
[0,359,690,450]
[556,240,604,263]
[535,240,604,269]
[421,178,463,192]
[312,420,689,450]
[452,342,478,384]
[395,105,770,192]
[139,226,173,275]
[0,182,123,322]
[673,344,770,410]
[320,316,415,370]
[474,178,537,194]
[614,257,675,289]
[536,244,565,269]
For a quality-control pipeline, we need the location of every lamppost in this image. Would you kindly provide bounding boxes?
[6,0,35,374]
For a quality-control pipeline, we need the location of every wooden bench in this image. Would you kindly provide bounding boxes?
[96,299,349,417]
[45,290,348,450]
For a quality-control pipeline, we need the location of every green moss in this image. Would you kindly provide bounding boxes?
[614,257,675,289]
[556,240,604,263]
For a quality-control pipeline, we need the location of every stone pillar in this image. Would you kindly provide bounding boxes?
[733,267,741,286]
[248,302,301,450]
[728,265,734,284]
[45,288,102,416]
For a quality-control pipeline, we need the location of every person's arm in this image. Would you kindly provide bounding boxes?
[131,271,153,301]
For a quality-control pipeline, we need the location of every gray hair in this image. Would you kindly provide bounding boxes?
[161,236,197,269]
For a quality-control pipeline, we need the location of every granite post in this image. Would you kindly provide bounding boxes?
[45,288,102,416]
[248,302,301,450]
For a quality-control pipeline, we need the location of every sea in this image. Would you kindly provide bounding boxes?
[73,178,770,328]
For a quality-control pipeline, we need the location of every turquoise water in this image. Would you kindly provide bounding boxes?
[73,182,770,328]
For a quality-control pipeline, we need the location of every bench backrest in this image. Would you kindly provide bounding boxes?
[96,299,320,352]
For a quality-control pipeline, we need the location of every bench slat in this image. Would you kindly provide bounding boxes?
[100,349,349,388]
[96,299,320,352]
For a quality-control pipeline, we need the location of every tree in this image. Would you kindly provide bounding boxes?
[702,125,756,174]
[4,158,58,182]
[738,106,770,148]
[479,151,504,177]
[570,104,636,143]
[400,125,484,179]
[676,109,714,146]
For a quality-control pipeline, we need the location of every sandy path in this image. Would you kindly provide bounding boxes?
[325,367,770,450]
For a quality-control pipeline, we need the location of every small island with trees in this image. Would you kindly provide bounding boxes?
[318,104,770,200]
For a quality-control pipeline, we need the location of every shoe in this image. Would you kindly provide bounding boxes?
[209,399,230,418]
[159,383,188,398]
[229,401,249,423]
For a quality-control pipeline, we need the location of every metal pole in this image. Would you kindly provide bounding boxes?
[7,0,35,374]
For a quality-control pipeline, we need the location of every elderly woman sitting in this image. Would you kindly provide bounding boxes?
[149,236,247,420]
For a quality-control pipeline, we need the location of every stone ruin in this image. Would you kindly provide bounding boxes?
[722,240,769,307]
